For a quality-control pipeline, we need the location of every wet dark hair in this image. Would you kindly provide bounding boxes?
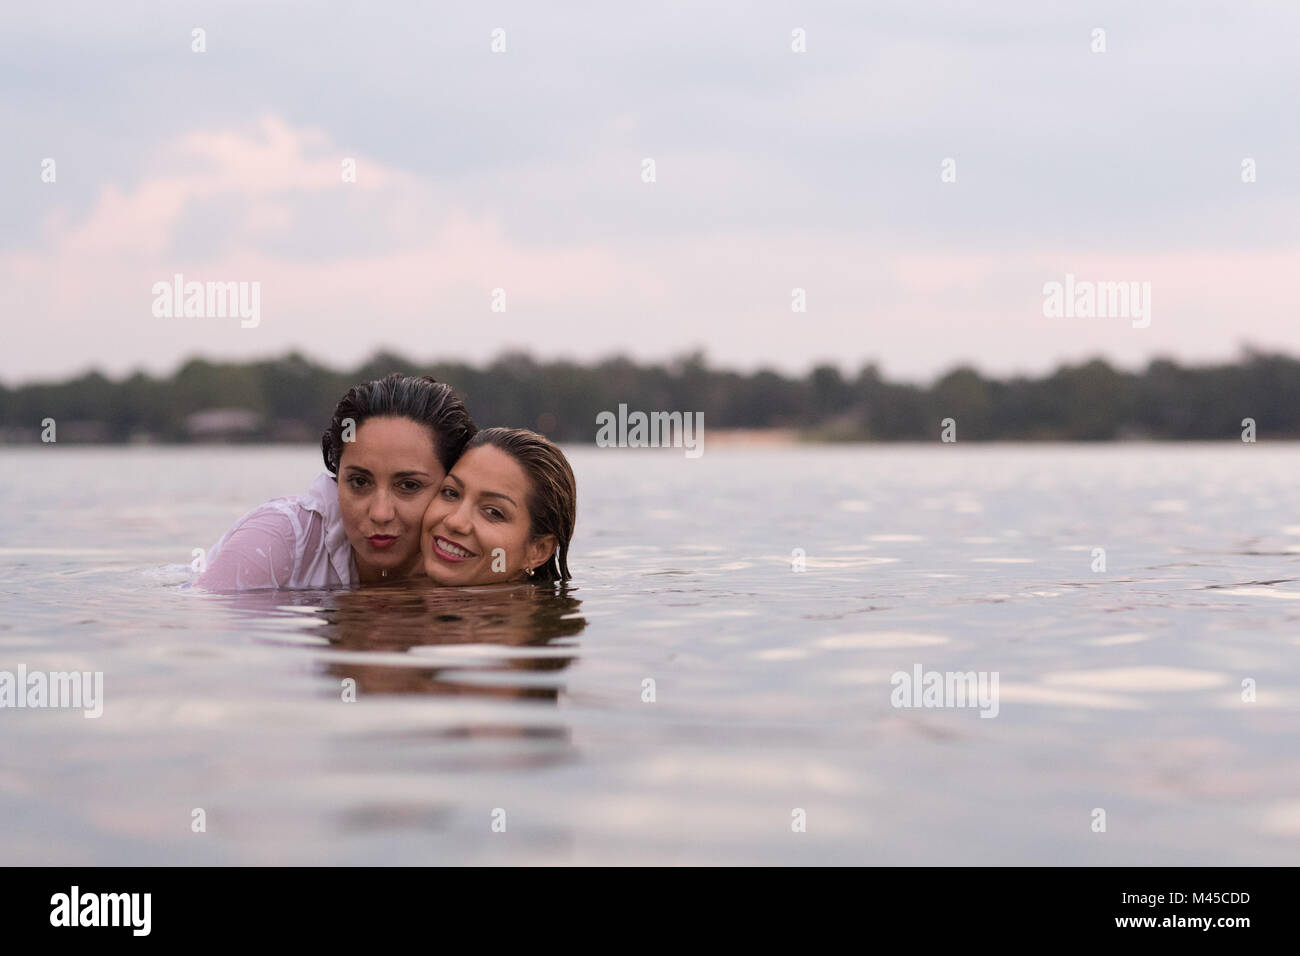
[464,427,576,584]
[321,373,476,476]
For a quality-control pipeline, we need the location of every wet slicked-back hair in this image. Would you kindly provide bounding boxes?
[464,427,576,584]
[321,373,476,476]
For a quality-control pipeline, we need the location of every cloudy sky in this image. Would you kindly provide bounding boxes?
[2,0,1298,386]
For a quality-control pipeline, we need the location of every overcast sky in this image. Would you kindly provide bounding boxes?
[2,0,1298,386]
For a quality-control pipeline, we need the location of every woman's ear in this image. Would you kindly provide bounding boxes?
[524,534,556,574]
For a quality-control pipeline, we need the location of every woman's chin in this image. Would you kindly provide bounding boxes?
[378,553,419,575]
[423,560,465,586]
[424,562,516,588]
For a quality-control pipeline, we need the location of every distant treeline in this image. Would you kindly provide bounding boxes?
[2,348,1298,443]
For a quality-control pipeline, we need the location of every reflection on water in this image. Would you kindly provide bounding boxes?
[199,585,590,777]
[317,586,583,708]
[3,444,1300,864]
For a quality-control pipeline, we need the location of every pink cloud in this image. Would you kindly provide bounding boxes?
[4,114,1300,383]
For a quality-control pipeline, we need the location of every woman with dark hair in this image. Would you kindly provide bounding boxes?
[196,373,476,590]
[422,427,577,588]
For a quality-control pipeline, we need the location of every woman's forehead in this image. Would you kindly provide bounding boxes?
[450,445,529,493]
[341,417,439,467]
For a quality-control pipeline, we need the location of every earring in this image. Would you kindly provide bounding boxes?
[525,567,534,577]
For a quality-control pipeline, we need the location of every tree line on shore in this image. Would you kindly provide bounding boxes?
[2,347,1297,443]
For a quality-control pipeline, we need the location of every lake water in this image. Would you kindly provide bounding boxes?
[1,444,1298,864]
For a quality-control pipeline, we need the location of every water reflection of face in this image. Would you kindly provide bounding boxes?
[316,584,585,702]
[202,585,587,766]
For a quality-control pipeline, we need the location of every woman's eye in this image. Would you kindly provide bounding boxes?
[441,487,457,499]
[400,481,423,492]
[485,507,504,520]
[348,476,367,489]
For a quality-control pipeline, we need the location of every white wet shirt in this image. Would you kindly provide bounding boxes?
[195,472,357,590]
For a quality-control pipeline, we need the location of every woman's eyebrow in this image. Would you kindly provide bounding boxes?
[343,466,431,478]
[445,473,514,505]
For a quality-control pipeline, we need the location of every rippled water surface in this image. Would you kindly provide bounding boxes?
[2,444,1298,864]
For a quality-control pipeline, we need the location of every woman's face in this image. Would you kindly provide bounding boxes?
[421,445,555,587]
[338,416,444,583]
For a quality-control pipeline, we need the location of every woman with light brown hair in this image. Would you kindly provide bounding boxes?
[421,427,576,587]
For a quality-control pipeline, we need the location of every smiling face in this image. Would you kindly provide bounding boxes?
[337,416,445,584]
[421,445,556,587]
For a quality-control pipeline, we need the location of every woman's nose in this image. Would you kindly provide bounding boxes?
[370,490,397,523]
[444,501,473,534]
